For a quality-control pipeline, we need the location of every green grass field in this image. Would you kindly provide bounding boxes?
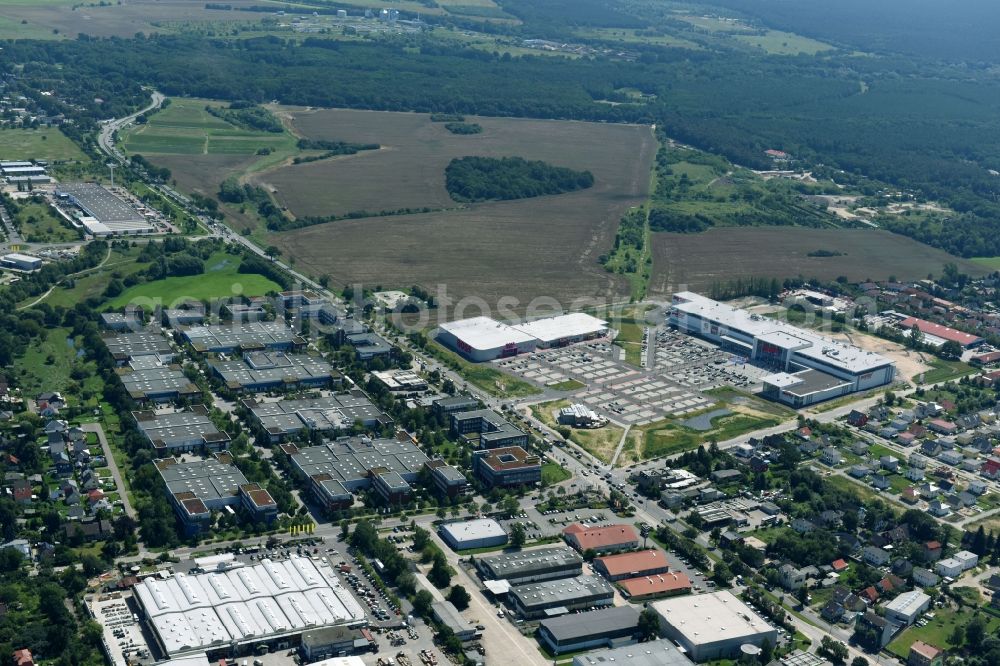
[107,252,280,308]
[541,463,572,486]
[888,608,1000,658]
[123,98,295,157]
[735,30,835,55]
[918,358,976,384]
[971,256,1000,270]
[0,127,85,161]
[640,412,779,459]
[13,326,103,403]
[531,399,623,463]
[547,379,585,392]
[425,339,540,398]
[13,199,80,243]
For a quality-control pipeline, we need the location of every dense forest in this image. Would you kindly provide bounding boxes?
[444,156,594,202]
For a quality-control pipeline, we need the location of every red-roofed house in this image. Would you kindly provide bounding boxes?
[861,586,880,604]
[12,649,33,666]
[832,559,849,572]
[982,458,1000,480]
[562,523,639,554]
[927,419,958,436]
[923,541,942,562]
[908,641,944,666]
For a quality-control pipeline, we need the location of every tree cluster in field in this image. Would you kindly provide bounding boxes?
[445,156,594,202]
[295,138,380,154]
[292,139,379,164]
[206,102,284,133]
[430,113,465,122]
[129,153,171,182]
[444,122,482,135]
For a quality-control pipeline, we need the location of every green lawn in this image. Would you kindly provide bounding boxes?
[918,358,976,384]
[13,199,80,243]
[531,399,624,463]
[425,339,540,398]
[888,608,1000,658]
[13,326,103,403]
[641,412,779,459]
[541,463,572,486]
[0,128,85,161]
[613,317,648,366]
[547,379,585,392]
[30,248,147,309]
[970,256,1000,270]
[107,251,281,307]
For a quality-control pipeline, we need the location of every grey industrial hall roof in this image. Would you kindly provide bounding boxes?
[572,638,693,666]
[432,601,470,635]
[479,546,582,579]
[156,455,248,502]
[183,321,298,351]
[765,368,852,396]
[57,182,149,226]
[118,366,198,399]
[291,436,428,486]
[133,409,229,448]
[210,352,336,389]
[103,330,172,359]
[248,394,387,434]
[539,605,639,642]
[510,575,614,609]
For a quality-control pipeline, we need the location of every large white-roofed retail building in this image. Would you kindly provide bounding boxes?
[651,591,779,661]
[132,555,365,659]
[437,313,608,362]
[437,317,538,362]
[669,291,895,407]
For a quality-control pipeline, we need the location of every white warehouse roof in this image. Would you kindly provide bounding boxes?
[672,291,892,374]
[438,316,535,352]
[133,556,365,657]
[652,590,775,647]
[513,313,608,344]
[440,518,507,543]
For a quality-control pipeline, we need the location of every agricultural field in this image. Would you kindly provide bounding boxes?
[121,97,297,196]
[107,251,280,308]
[648,227,988,294]
[0,0,265,39]
[266,109,655,306]
[0,128,86,162]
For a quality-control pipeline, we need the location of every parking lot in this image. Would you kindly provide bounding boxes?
[498,330,774,426]
[89,592,156,666]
